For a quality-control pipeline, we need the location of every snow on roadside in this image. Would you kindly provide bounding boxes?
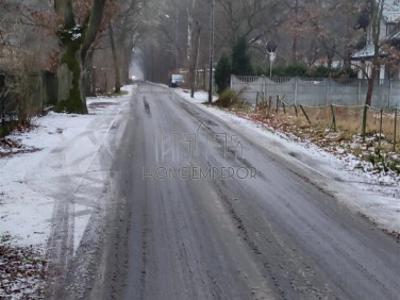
[0,235,47,300]
[177,88,400,235]
[175,88,217,104]
[0,86,133,248]
[0,86,134,298]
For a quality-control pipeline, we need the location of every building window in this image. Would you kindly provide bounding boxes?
[387,23,400,36]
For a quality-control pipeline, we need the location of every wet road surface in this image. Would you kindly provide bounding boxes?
[83,82,400,300]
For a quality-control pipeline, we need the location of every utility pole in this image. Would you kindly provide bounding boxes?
[269,54,273,78]
[266,41,277,79]
[208,0,215,104]
[269,52,276,78]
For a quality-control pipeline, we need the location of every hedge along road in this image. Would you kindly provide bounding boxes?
[76,82,400,300]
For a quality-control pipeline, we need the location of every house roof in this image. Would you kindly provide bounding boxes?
[383,0,400,23]
[352,44,376,60]
[352,1,400,60]
[351,42,398,60]
[390,30,400,39]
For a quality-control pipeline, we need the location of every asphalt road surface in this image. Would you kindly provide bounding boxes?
[85,82,400,300]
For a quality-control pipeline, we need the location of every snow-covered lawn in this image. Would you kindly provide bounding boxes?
[177,88,400,236]
[0,86,133,298]
[0,87,132,248]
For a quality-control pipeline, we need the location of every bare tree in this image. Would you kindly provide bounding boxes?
[365,0,385,107]
[108,21,121,93]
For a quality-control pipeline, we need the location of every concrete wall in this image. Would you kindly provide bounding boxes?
[231,75,400,109]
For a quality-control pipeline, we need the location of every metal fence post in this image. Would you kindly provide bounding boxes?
[262,75,266,101]
[0,90,4,128]
[394,107,398,152]
[378,109,383,155]
[294,78,298,106]
[326,79,330,105]
[388,79,392,109]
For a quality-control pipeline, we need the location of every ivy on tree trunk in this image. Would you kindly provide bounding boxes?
[54,0,106,114]
[56,26,88,114]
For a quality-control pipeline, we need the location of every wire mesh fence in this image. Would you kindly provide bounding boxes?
[252,93,400,153]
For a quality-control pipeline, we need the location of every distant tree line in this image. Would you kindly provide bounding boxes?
[139,0,400,99]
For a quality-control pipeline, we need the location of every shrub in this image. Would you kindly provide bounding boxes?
[264,64,308,77]
[214,89,241,108]
[332,67,357,80]
[258,64,357,79]
[283,64,308,77]
[231,37,253,75]
[308,66,332,78]
[215,54,232,94]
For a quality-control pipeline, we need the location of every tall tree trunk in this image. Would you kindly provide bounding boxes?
[85,49,95,97]
[56,33,88,113]
[365,0,384,107]
[190,24,201,98]
[343,48,352,70]
[292,0,299,64]
[121,48,130,83]
[292,34,298,64]
[109,22,121,93]
[363,0,385,139]
[365,61,379,106]
[54,0,106,114]
[115,0,139,84]
[54,0,74,28]
[326,45,335,70]
[54,0,87,113]
[343,3,352,70]
[186,7,193,67]
[186,0,197,86]
[119,37,134,83]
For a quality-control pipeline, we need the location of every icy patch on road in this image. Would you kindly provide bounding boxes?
[178,89,400,235]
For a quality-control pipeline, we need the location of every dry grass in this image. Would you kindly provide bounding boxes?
[262,105,399,147]
[219,98,400,173]
[366,110,399,143]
